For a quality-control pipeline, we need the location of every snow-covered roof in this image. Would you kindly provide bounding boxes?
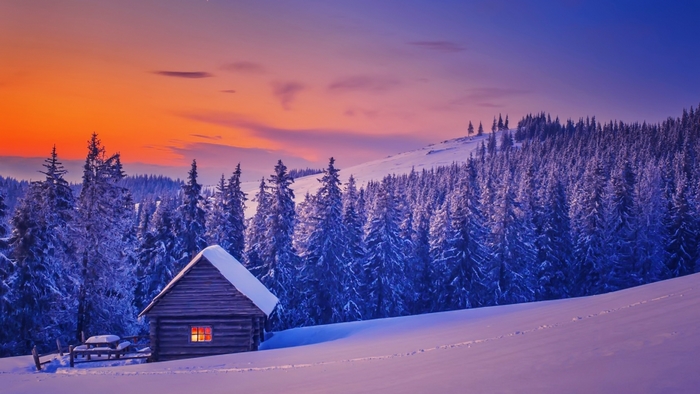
[139,245,278,317]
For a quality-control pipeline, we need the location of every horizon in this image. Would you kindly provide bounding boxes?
[2,1,700,184]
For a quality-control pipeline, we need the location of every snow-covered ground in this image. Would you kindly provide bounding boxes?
[2,272,698,393]
[241,132,494,217]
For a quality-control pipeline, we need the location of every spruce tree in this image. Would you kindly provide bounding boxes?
[665,170,697,277]
[175,159,207,269]
[410,203,433,314]
[5,147,76,353]
[75,134,137,339]
[301,158,346,325]
[571,157,607,296]
[429,200,453,312]
[604,159,638,290]
[134,197,179,313]
[0,192,7,238]
[341,176,365,321]
[261,160,300,329]
[447,159,489,309]
[364,178,407,318]
[205,175,229,248]
[536,173,572,300]
[246,178,269,273]
[226,164,246,261]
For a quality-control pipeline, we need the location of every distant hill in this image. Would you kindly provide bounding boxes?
[241,132,495,217]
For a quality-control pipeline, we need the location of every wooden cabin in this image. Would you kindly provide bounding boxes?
[139,245,278,362]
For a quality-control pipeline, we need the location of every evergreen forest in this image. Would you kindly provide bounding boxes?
[1,105,699,356]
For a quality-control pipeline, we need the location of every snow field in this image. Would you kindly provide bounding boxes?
[2,272,698,393]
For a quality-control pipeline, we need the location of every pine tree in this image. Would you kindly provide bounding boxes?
[261,160,300,329]
[341,176,365,321]
[665,170,697,277]
[300,158,346,325]
[536,173,572,300]
[429,200,453,312]
[4,147,77,353]
[0,192,7,238]
[205,175,229,248]
[487,169,535,305]
[175,159,207,269]
[246,178,269,273]
[467,121,474,136]
[570,157,607,296]
[604,159,638,290]
[634,163,668,283]
[410,203,433,314]
[75,134,137,339]
[226,164,246,261]
[364,178,407,318]
[134,197,179,313]
[497,114,504,131]
[477,121,484,136]
[447,159,489,309]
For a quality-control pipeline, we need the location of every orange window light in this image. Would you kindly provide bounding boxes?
[191,326,212,342]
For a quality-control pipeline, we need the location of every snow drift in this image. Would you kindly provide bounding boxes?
[1,272,698,393]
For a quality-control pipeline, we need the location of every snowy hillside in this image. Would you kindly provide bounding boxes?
[2,272,698,393]
[241,132,496,217]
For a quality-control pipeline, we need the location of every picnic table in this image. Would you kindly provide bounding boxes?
[70,334,132,366]
[85,335,121,349]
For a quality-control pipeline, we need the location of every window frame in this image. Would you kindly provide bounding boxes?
[190,325,213,343]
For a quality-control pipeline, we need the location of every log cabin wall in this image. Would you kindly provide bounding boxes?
[145,256,269,362]
[150,316,257,361]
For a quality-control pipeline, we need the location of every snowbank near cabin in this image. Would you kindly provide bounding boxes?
[1,272,699,393]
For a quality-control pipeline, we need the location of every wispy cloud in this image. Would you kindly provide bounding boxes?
[220,89,237,94]
[152,71,213,79]
[408,41,466,53]
[344,108,380,119]
[221,61,266,74]
[434,87,530,111]
[190,134,223,141]
[272,81,305,110]
[328,75,400,94]
[180,111,429,165]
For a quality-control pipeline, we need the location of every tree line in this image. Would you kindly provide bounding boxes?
[1,103,699,356]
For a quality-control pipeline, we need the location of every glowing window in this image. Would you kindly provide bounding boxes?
[190,326,212,342]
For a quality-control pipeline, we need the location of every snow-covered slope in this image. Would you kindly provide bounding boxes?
[2,273,699,393]
[241,132,494,217]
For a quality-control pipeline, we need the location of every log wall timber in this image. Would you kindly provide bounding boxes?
[150,316,255,361]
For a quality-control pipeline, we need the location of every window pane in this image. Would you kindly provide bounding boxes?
[191,326,212,342]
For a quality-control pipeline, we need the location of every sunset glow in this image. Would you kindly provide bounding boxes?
[2,1,699,183]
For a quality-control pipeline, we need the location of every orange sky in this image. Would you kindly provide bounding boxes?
[2,1,699,183]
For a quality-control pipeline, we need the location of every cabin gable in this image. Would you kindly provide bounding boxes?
[145,257,265,318]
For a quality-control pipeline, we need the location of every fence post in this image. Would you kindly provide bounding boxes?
[56,338,63,356]
[32,346,41,371]
[69,345,74,368]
